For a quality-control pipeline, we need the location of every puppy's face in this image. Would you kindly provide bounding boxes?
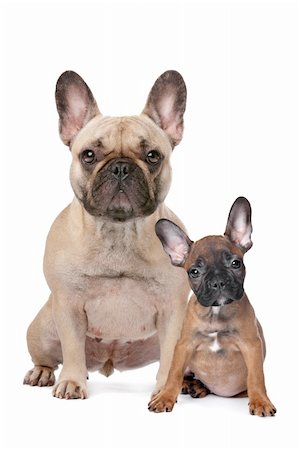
[184,236,245,307]
[155,197,253,307]
[55,70,186,221]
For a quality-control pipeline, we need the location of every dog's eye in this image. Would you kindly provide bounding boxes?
[231,259,241,269]
[81,150,96,165]
[189,268,200,278]
[146,150,161,165]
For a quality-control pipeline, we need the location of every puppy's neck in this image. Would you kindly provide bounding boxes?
[194,294,248,322]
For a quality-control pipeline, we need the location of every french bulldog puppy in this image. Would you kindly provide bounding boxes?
[23,70,190,400]
[149,197,276,416]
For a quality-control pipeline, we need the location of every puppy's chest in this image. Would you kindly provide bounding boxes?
[194,320,239,355]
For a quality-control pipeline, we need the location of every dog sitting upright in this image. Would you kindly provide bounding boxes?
[149,197,276,416]
[23,70,190,400]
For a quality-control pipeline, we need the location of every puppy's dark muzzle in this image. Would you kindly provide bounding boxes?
[196,270,244,307]
[207,275,231,292]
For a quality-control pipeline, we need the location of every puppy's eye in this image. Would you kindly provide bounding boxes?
[189,268,200,278]
[231,260,241,269]
[81,150,96,165]
[146,150,161,165]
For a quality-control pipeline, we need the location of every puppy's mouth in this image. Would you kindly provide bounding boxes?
[196,286,244,308]
[211,297,234,307]
[196,295,240,307]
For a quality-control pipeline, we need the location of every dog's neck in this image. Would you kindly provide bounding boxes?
[70,196,163,246]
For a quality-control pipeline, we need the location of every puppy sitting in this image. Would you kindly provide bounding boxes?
[149,197,276,417]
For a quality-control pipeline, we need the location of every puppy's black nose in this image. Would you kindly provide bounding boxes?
[207,276,229,291]
[110,160,132,181]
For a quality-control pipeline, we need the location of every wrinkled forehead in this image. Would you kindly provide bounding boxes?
[186,235,244,267]
[71,115,172,156]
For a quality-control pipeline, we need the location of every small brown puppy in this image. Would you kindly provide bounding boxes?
[149,197,276,416]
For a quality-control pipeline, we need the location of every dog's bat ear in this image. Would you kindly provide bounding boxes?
[155,219,192,266]
[142,70,187,147]
[55,71,101,146]
[224,197,253,253]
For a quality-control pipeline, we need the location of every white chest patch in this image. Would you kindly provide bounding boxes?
[208,332,221,352]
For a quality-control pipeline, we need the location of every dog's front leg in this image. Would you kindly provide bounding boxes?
[52,296,88,399]
[238,336,276,416]
[154,303,186,395]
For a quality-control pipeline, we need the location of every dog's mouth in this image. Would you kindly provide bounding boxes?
[106,188,134,221]
[80,160,159,221]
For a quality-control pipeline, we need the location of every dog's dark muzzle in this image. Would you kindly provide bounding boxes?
[81,157,158,221]
[109,158,135,182]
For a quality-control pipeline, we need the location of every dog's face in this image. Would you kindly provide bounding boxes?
[155,197,253,307]
[55,71,186,221]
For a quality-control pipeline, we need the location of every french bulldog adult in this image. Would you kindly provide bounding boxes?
[23,70,190,400]
[149,197,276,416]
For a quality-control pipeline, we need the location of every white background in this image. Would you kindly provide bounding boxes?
[2,0,299,449]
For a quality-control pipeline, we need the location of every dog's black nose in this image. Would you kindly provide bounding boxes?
[110,159,133,181]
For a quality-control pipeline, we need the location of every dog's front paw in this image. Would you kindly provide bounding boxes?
[52,380,87,400]
[23,366,55,387]
[248,395,276,417]
[148,389,177,413]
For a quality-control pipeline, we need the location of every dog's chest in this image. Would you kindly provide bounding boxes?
[84,275,160,340]
[52,221,188,341]
[75,248,177,341]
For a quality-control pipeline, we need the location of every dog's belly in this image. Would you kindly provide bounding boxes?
[190,339,248,397]
[84,277,160,341]
[85,333,160,372]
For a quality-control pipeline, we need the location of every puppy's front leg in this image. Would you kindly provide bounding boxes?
[148,337,193,413]
[52,296,88,400]
[238,337,276,416]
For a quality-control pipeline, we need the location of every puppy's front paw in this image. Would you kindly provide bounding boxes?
[52,380,87,400]
[148,390,177,413]
[249,395,276,417]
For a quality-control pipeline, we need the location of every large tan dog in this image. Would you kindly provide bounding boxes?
[149,197,276,416]
[23,70,190,400]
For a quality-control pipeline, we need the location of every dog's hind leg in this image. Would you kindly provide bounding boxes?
[23,295,62,387]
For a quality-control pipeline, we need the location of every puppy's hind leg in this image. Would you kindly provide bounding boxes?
[182,373,210,398]
[23,295,62,387]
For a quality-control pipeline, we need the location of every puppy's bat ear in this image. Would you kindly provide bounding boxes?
[142,70,187,147]
[155,219,192,266]
[55,71,101,146]
[224,197,253,253]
